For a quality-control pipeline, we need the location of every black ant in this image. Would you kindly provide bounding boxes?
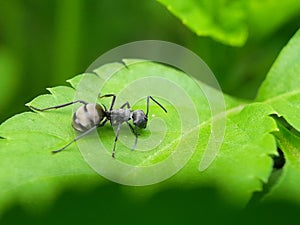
[28,94,167,158]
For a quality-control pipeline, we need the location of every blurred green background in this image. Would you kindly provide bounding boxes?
[0,0,300,224]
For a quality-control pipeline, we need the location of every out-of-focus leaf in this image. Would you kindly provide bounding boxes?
[157,0,248,46]
[157,0,300,46]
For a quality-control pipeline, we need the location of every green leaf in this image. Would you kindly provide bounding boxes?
[254,29,300,203]
[256,29,300,131]
[247,0,300,39]
[157,0,248,46]
[169,102,277,205]
[0,58,273,213]
[1,29,300,214]
[157,0,300,46]
[262,121,300,203]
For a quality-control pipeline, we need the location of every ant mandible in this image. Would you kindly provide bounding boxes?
[28,94,167,158]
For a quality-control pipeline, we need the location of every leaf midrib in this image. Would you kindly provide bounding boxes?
[138,104,246,166]
[139,88,300,166]
[260,89,300,103]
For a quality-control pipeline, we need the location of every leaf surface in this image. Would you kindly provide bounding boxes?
[255,29,300,203]
[1,29,300,213]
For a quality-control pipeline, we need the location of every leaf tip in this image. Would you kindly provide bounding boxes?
[45,87,52,93]
[25,102,32,109]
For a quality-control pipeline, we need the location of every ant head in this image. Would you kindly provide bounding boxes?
[132,110,148,129]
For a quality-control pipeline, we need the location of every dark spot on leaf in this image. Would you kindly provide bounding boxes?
[272,148,285,169]
[248,149,285,206]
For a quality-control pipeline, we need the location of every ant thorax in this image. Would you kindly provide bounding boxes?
[109,108,132,126]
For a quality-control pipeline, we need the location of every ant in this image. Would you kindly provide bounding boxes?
[28,94,167,158]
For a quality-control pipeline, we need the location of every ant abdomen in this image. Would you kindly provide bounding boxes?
[72,103,105,132]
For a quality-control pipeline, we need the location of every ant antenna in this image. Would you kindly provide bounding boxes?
[146,96,167,117]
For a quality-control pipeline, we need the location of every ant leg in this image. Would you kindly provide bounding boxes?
[146,96,167,117]
[112,123,122,158]
[146,96,150,116]
[52,126,98,154]
[28,100,88,112]
[98,94,116,111]
[120,101,131,109]
[98,118,108,127]
[126,122,138,150]
[126,122,135,134]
